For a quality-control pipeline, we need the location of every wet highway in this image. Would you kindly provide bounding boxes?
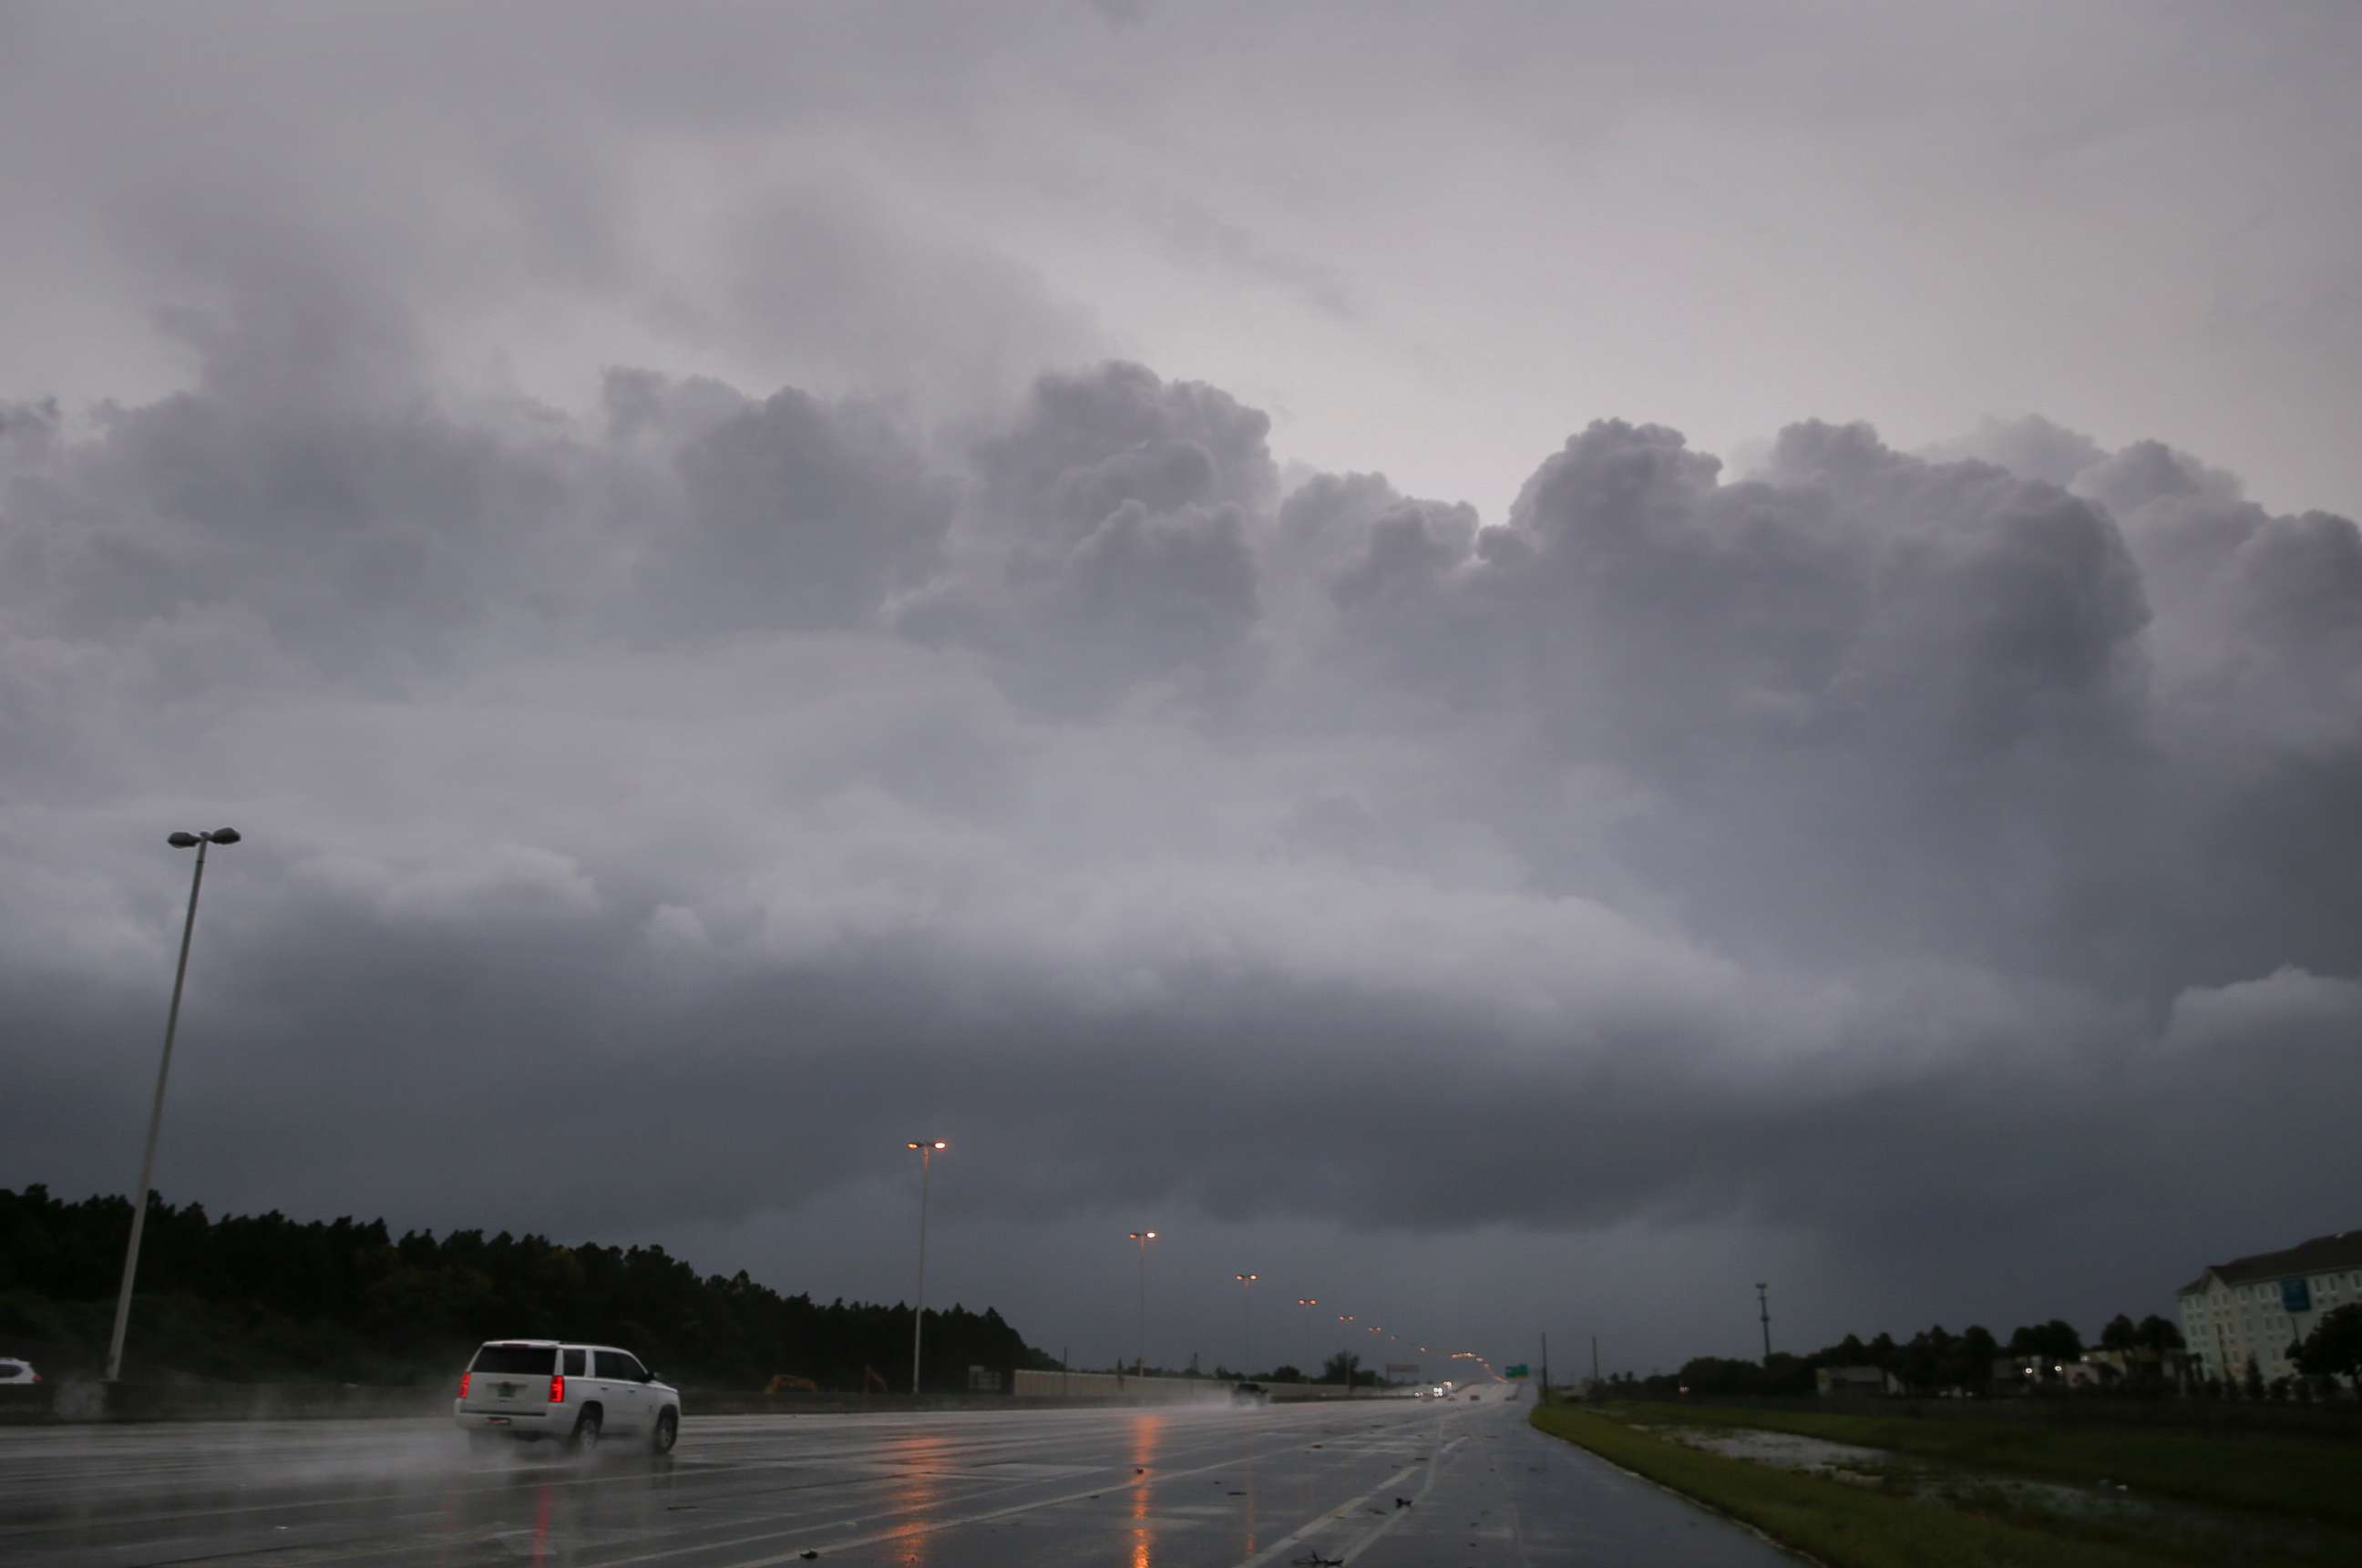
[0,1389,1794,1565]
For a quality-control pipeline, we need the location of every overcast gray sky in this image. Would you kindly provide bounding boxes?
[4,0,2359,1378]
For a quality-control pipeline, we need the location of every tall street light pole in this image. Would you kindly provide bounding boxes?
[1128,1230,1158,1377]
[107,827,241,1384]
[1338,1313,1354,1394]
[905,1140,947,1394]
[1233,1273,1258,1378]
[1296,1298,1318,1380]
[1757,1282,1772,1362]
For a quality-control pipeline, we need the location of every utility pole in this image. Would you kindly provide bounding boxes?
[1757,1282,1772,1362]
[1541,1331,1550,1399]
[1591,1335,1600,1386]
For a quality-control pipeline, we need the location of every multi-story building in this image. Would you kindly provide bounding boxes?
[2176,1231,2362,1384]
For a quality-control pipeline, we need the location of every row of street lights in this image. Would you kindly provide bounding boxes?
[899,1156,1472,1396]
[1121,1252,1468,1389]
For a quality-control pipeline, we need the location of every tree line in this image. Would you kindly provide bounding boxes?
[0,1185,1059,1390]
[1618,1313,2191,1400]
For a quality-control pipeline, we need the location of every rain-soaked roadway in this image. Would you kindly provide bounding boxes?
[0,1388,1794,1566]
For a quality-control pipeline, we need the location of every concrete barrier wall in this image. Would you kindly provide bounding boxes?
[1013,1370,1234,1403]
[0,1382,452,1424]
[683,1389,1159,1416]
[1010,1370,1384,1403]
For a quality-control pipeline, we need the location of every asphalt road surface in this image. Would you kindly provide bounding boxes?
[0,1389,1795,1566]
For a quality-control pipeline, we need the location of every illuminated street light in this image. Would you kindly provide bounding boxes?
[904,1139,948,1393]
[107,827,241,1383]
[1127,1230,1159,1377]
[1233,1273,1258,1377]
[1296,1297,1319,1378]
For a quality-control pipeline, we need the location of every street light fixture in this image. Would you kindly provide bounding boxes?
[1233,1273,1258,1377]
[1295,1297,1318,1379]
[1127,1231,1159,1377]
[904,1140,948,1394]
[107,827,241,1383]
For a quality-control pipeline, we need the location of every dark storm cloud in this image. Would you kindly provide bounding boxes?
[900,363,1273,708]
[648,384,956,636]
[1275,472,1477,610]
[0,357,583,690]
[10,318,2361,1315]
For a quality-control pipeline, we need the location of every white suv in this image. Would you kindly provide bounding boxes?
[454,1340,679,1455]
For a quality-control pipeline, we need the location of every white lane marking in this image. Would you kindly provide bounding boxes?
[1229,1409,1464,1568]
[0,1409,1253,1539]
[0,1456,834,1542]
[129,1451,1141,1568]
[1226,1460,1422,1568]
[580,1419,1408,1568]
[1334,1434,1464,1564]
[11,1404,1426,1568]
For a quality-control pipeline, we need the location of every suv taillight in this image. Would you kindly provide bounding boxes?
[458,1371,471,1399]
[549,1374,565,1404]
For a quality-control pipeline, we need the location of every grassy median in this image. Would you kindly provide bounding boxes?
[1605,1400,2357,1527]
[1531,1403,2249,1568]
[1530,1398,2362,1568]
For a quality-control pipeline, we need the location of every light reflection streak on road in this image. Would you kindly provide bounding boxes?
[878,1429,949,1565]
[1237,1425,1259,1559]
[1130,1410,1164,1568]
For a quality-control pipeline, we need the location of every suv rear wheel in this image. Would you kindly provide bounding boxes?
[570,1407,603,1454]
[650,1409,678,1455]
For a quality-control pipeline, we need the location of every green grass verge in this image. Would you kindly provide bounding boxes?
[1604,1400,2359,1526]
[1531,1404,2169,1568]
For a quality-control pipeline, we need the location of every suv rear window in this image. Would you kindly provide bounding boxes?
[470,1344,557,1375]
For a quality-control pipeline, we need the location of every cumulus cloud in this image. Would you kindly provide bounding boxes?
[897,362,1275,709]
[11,293,2362,1376]
[647,384,957,637]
